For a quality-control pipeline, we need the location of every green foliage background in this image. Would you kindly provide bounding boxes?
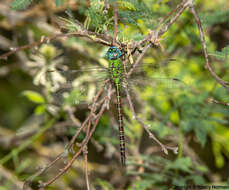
[0,0,229,189]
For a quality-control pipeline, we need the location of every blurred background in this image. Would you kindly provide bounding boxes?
[0,0,229,189]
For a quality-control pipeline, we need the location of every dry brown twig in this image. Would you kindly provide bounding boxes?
[113,1,118,46]
[189,6,229,92]
[40,95,110,188]
[24,80,110,189]
[207,98,229,106]
[124,77,178,155]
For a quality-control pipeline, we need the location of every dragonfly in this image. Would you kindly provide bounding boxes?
[40,46,186,166]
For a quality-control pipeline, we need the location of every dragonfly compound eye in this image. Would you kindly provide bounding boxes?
[106,46,122,60]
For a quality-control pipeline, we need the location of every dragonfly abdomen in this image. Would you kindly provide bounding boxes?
[115,82,126,166]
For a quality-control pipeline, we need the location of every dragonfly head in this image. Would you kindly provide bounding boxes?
[106,46,122,60]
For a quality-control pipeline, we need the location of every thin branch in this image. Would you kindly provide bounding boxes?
[207,98,229,106]
[83,146,90,190]
[67,79,109,149]
[113,1,118,46]
[189,6,229,92]
[136,117,178,154]
[123,80,136,119]
[127,44,151,77]
[24,80,109,189]
[84,116,91,190]
[67,108,82,127]
[155,1,184,30]
[41,101,108,187]
[134,0,192,49]
[158,0,193,37]
[35,81,111,188]
[87,0,91,7]
[125,82,178,155]
[0,31,111,61]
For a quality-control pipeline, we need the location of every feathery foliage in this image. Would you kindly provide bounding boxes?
[209,46,229,61]
[200,10,229,27]
[54,0,65,6]
[10,0,34,10]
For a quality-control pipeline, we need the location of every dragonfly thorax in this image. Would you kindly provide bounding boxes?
[109,59,124,84]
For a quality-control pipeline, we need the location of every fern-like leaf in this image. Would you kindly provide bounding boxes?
[54,0,65,7]
[209,46,229,61]
[10,0,34,10]
[200,10,229,28]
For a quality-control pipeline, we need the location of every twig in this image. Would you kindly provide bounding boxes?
[34,81,111,188]
[158,0,193,37]
[83,146,90,190]
[0,31,111,60]
[24,80,109,189]
[41,101,108,187]
[134,0,192,49]
[113,1,118,46]
[155,1,184,31]
[136,118,178,154]
[84,109,91,190]
[189,6,229,92]
[123,80,136,119]
[87,0,91,7]
[207,98,229,106]
[124,82,178,155]
[67,108,82,127]
[67,79,109,149]
[127,44,151,77]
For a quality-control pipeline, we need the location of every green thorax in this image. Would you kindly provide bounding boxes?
[109,59,124,85]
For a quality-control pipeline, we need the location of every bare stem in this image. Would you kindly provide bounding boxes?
[83,146,90,190]
[125,83,178,155]
[42,102,107,187]
[190,6,229,92]
[0,32,111,61]
[207,98,229,106]
[113,1,118,46]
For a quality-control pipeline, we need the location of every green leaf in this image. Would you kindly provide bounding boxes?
[54,0,65,6]
[213,141,225,168]
[200,10,229,28]
[196,165,208,173]
[95,179,115,190]
[132,180,153,190]
[188,175,206,184]
[166,157,192,173]
[209,46,229,60]
[34,104,46,115]
[172,177,186,186]
[22,90,45,104]
[194,124,207,147]
[64,88,85,106]
[10,0,33,10]
[117,0,137,11]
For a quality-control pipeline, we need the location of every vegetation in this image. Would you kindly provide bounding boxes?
[0,0,229,189]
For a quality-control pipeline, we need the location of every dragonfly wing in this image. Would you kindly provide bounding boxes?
[122,76,188,98]
[39,66,109,107]
[124,58,179,76]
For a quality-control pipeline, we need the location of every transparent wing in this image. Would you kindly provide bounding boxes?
[39,66,109,107]
[122,58,188,98]
[123,58,178,76]
[122,76,188,99]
